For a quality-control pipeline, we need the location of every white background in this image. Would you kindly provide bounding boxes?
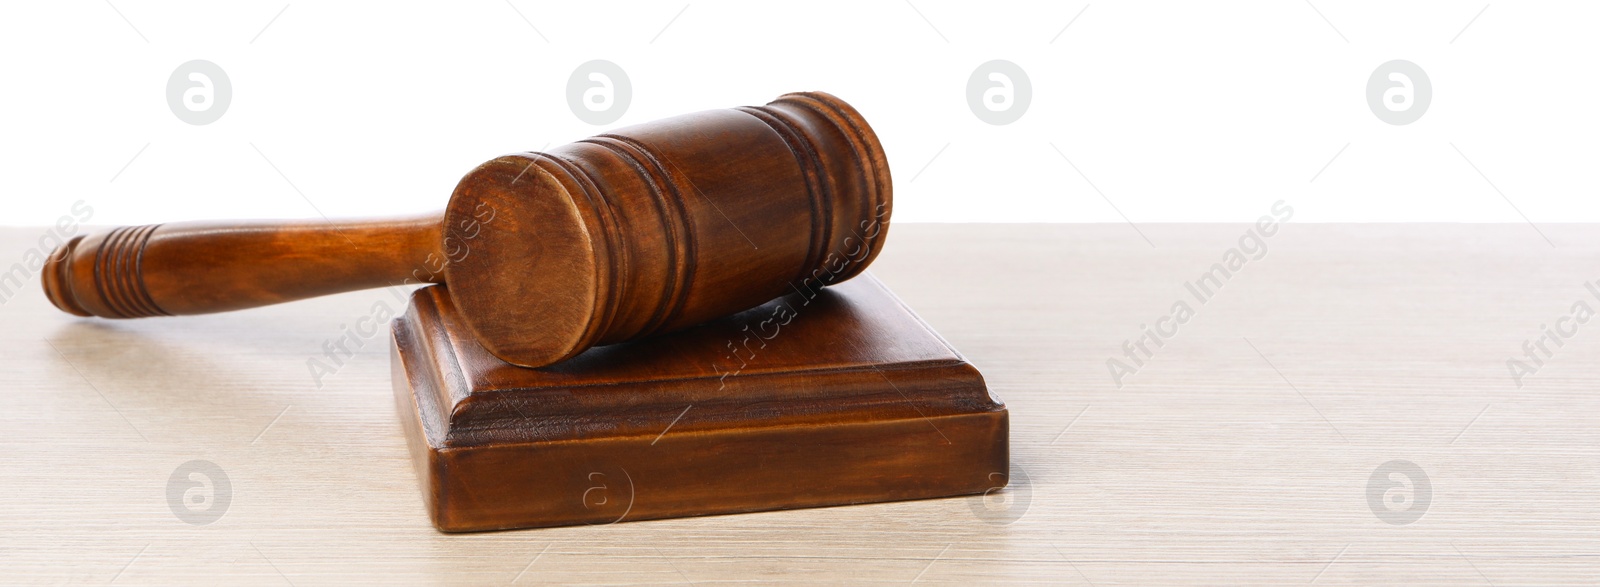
[1,1,1596,226]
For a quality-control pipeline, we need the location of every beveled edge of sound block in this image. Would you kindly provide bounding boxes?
[391,274,1009,532]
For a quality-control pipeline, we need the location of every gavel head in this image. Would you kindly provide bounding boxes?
[440,92,892,367]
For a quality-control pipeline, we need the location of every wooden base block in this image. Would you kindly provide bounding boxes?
[390,274,1008,532]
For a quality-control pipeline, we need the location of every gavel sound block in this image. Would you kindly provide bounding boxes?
[393,274,1008,531]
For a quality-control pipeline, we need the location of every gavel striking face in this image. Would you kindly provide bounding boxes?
[41,92,892,367]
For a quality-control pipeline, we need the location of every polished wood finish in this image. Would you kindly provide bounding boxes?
[442,92,890,367]
[41,91,891,368]
[42,216,443,318]
[392,274,1007,532]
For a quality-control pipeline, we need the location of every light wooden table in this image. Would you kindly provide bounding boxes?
[3,223,1597,586]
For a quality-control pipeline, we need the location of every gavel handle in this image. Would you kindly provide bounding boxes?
[42,215,444,318]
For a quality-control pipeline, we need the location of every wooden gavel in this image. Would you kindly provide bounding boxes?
[42,92,892,367]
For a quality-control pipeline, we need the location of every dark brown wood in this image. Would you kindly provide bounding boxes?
[392,274,1008,532]
[42,216,444,317]
[43,91,892,368]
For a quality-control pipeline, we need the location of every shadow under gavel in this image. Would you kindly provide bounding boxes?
[42,92,892,368]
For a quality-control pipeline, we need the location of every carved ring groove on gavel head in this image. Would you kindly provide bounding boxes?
[41,91,892,367]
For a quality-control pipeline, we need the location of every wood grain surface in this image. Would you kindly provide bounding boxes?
[394,276,1004,532]
[3,223,1597,586]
